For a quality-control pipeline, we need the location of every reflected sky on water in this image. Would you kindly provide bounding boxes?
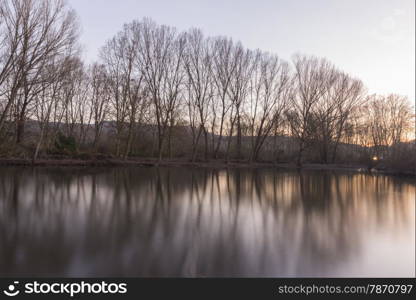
[0,167,414,277]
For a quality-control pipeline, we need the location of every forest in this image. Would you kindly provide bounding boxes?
[0,0,414,172]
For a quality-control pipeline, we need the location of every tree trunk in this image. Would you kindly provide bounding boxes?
[15,117,25,144]
[203,127,208,161]
[191,126,203,162]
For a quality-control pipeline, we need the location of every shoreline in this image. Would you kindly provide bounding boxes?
[0,158,414,176]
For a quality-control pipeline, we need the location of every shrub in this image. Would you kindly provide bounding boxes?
[55,133,77,155]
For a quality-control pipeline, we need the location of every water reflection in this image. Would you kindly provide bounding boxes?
[0,167,414,277]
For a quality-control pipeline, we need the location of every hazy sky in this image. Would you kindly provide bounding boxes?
[70,0,415,101]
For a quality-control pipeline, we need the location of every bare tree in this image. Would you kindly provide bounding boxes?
[225,44,254,161]
[32,55,77,162]
[210,37,238,159]
[0,0,78,144]
[61,57,88,143]
[88,63,110,150]
[286,55,335,166]
[100,22,142,157]
[247,51,291,162]
[364,94,413,157]
[183,29,213,161]
[0,0,21,95]
[137,19,186,162]
[311,70,364,163]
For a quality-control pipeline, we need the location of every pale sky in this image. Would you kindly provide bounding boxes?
[69,0,415,102]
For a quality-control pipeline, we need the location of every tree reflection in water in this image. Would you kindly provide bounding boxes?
[0,167,414,277]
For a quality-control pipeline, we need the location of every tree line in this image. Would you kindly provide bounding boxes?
[0,0,414,168]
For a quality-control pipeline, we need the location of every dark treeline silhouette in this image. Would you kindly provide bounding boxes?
[0,0,414,170]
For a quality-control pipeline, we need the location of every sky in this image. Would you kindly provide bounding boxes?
[69,0,415,102]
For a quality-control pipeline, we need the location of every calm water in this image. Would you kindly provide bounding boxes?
[0,167,414,277]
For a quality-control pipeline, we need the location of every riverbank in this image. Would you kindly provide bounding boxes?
[0,157,414,176]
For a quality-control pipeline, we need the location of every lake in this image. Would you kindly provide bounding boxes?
[0,167,414,277]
